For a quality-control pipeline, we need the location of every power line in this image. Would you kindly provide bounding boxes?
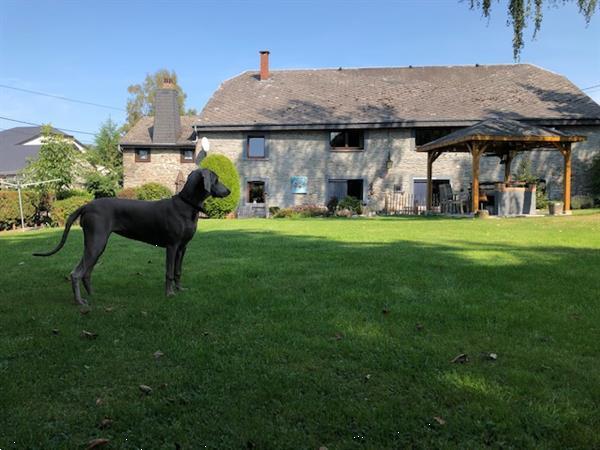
[0,84,126,111]
[0,126,94,145]
[0,115,97,136]
[582,84,600,91]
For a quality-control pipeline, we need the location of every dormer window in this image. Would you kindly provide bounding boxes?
[330,130,364,151]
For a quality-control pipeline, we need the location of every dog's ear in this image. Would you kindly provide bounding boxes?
[201,169,212,193]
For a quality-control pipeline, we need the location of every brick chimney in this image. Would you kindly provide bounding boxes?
[259,50,270,81]
[152,77,181,143]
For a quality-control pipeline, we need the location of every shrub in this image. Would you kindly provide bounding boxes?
[135,183,172,201]
[0,190,37,230]
[536,190,549,210]
[117,187,138,199]
[200,154,241,218]
[273,204,328,218]
[269,206,281,216]
[590,154,600,197]
[337,196,363,214]
[571,195,594,210]
[56,188,89,200]
[335,208,353,218]
[84,172,119,198]
[326,196,339,213]
[51,195,91,227]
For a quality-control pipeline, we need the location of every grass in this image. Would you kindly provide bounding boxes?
[1,213,599,449]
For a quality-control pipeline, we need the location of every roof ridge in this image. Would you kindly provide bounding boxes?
[244,63,526,73]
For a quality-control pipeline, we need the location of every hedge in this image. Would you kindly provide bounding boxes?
[51,195,91,227]
[0,190,38,230]
[116,183,172,201]
[199,154,240,218]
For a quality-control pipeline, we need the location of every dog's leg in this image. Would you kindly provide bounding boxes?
[71,227,109,305]
[165,245,177,297]
[174,245,187,291]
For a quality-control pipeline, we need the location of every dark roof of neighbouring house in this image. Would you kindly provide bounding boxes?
[194,64,600,131]
[416,118,586,153]
[0,126,76,176]
[120,116,198,146]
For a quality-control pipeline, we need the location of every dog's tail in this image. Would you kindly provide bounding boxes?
[33,205,86,257]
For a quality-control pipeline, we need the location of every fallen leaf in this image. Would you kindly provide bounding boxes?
[98,417,112,429]
[84,365,91,370]
[364,374,371,381]
[451,353,469,364]
[319,447,329,450]
[141,311,148,317]
[415,323,424,331]
[487,352,498,361]
[95,398,103,406]
[86,438,109,449]
[104,306,114,313]
[433,416,446,425]
[139,384,152,395]
[18,261,25,265]
[159,383,168,389]
[52,328,60,335]
[81,330,98,340]
[153,350,164,359]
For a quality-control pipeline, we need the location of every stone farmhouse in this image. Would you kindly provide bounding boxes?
[120,52,600,212]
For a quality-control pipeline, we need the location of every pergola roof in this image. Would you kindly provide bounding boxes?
[416,118,586,153]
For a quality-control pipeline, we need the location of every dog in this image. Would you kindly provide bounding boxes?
[33,168,230,305]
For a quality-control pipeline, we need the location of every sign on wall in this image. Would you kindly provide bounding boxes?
[290,176,308,194]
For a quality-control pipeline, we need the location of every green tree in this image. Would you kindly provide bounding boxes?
[469,0,597,60]
[123,69,196,132]
[85,118,123,194]
[22,125,82,196]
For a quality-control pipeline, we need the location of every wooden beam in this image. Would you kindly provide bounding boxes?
[426,151,441,211]
[563,144,572,213]
[470,143,482,213]
[504,150,515,183]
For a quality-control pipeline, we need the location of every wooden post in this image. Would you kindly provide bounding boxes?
[563,144,572,213]
[504,151,514,183]
[426,151,440,211]
[470,143,482,213]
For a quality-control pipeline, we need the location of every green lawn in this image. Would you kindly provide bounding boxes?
[1,213,599,449]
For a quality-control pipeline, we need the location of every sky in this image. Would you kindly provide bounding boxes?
[1,0,599,145]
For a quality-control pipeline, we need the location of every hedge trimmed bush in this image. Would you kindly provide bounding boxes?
[0,190,38,230]
[200,154,240,218]
[51,195,91,227]
[134,183,172,201]
[273,205,328,218]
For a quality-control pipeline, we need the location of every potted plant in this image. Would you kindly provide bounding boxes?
[548,200,564,215]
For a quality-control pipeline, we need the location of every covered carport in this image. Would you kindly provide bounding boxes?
[416,119,586,214]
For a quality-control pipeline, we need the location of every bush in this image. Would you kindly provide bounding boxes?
[200,154,241,218]
[84,172,119,198]
[269,206,281,216]
[0,190,37,230]
[117,187,138,199]
[51,195,91,227]
[571,195,594,210]
[326,197,339,213]
[273,204,328,218]
[56,189,90,200]
[135,183,172,201]
[590,154,600,198]
[337,196,363,214]
[536,190,549,210]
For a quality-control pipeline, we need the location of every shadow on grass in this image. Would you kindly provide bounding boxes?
[0,224,599,448]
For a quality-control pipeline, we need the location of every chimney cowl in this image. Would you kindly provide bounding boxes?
[259,50,270,81]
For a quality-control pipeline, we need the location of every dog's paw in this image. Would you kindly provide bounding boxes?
[175,285,189,292]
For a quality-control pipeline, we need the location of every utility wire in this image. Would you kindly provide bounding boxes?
[582,84,600,91]
[0,84,126,111]
[0,115,97,136]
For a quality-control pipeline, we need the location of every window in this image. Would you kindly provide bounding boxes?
[328,179,364,201]
[135,148,151,162]
[415,128,458,146]
[248,181,266,203]
[330,130,364,150]
[180,149,195,163]
[247,136,266,158]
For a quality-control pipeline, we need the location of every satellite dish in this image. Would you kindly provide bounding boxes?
[201,137,210,152]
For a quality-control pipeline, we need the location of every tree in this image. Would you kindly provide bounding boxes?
[86,118,123,187]
[22,125,82,196]
[469,0,597,60]
[123,69,196,132]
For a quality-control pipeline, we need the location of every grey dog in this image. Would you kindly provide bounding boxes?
[34,168,230,305]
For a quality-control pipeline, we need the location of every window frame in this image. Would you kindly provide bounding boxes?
[329,130,365,152]
[246,135,267,159]
[135,148,151,162]
[180,148,195,163]
[247,180,266,204]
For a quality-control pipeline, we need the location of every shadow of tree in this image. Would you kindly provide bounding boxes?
[0,224,599,448]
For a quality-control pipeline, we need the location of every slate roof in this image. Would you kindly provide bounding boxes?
[195,64,600,130]
[0,126,74,176]
[416,118,586,153]
[120,116,197,146]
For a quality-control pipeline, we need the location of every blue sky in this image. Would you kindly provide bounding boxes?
[1,0,599,145]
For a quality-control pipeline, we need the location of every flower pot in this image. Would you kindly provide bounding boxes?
[548,201,563,215]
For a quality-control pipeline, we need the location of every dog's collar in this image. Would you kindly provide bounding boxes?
[175,193,204,211]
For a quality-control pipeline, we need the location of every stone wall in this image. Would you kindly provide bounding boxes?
[123,126,599,209]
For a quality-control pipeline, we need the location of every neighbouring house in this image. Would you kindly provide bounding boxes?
[0,126,86,180]
[120,51,600,213]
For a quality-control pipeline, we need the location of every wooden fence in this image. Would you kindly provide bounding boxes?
[384,192,438,215]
